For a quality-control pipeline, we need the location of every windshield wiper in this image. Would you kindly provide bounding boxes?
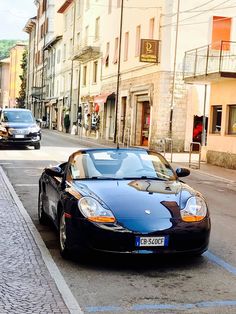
[121,176,168,181]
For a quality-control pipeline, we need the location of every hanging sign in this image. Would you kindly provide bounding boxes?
[140,39,160,63]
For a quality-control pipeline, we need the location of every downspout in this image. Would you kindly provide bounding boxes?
[69,0,77,128]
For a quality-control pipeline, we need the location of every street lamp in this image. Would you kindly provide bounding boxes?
[114,0,124,147]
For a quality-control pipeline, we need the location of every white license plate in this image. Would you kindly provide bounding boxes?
[15,135,24,138]
[135,236,168,247]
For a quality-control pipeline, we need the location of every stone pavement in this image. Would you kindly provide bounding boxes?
[0,167,81,314]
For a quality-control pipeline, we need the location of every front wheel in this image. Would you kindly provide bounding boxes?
[59,211,71,259]
[34,142,41,150]
[38,189,48,225]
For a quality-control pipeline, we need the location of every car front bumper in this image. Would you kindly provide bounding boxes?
[66,217,211,255]
[0,133,41,146]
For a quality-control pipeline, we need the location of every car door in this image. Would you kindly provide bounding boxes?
[46,163,66,223]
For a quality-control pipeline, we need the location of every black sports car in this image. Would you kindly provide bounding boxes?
[0,108,41,149]
[38,148,210,259]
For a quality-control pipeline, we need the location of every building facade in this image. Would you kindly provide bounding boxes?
[8,43,27,108]
[25,0,236,161]
[0,58,10,109]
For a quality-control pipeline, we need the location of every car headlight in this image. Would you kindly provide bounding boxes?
[78,197,116,223]
[28,126,40,133]
[0,126,7,133]
[181,196,207,222]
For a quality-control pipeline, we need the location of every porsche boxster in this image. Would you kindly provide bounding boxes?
[38,148,210,259]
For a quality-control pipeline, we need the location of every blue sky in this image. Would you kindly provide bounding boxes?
[0,0,36,39]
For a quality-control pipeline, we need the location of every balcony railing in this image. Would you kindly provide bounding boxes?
[183,41,236,82]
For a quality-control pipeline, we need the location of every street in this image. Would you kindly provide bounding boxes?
[0,129,236,314]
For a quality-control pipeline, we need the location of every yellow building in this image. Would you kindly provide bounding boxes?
[9,43,27,108]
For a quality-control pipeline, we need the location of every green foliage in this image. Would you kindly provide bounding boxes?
[16,49,28,108]
[0,40,19,60]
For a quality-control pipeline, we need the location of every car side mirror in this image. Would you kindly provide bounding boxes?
[175,168,190,178]
[45,167,63,178]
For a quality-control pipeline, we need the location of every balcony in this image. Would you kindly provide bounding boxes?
[183,41,236,84]
[73,44,101,62]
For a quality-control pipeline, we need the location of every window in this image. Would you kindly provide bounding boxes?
[86,0,90,10]
[40,24,44,39]
[95,17,100,41]
[228,105,236,134]
[69,38,73,56]
[124,32,129,61]
[77,32,81,46]
[104,42,110,67]
[113,37,119,64]
[212,105,222,133]
[211,16,231,50]
[108,0,112,14]
[85,26,89,45]
[93,61,98,83]
[57,49,61,63]
[135,25,141,56]
[64,14,68,31]
[63,44,66,60]
[149,18,155,39]
[83,65,87,86]
[77,0,81,16]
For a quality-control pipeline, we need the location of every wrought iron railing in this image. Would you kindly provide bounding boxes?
[183,41,236,79]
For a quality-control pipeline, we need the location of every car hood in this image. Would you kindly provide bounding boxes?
[74,179,196,233]
[2,122,37,128]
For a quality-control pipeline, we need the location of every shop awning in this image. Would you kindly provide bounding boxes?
[94,93,115,104]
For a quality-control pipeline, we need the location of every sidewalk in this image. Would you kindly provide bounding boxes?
[52,130,236,183]
[0,167,82,314]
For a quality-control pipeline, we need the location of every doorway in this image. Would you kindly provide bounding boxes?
[141,101,150,146]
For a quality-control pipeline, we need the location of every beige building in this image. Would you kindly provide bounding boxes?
[0,58,10,108]
[9,43,27,108]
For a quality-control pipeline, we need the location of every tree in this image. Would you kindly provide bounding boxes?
[16,49,28,108]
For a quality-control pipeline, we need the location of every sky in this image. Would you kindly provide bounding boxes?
[0,0,36,40]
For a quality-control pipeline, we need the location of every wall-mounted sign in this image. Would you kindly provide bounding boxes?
[140,39,160,63]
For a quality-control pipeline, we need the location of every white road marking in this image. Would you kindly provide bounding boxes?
[15,184,38,187]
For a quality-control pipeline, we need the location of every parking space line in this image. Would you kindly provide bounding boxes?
[204,251,236,275]
[85,300,236,312]
[15,184,38,187]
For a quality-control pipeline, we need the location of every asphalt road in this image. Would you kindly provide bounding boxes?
[1,129,236,314]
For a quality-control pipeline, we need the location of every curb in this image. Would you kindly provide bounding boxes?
[0,166,84,314]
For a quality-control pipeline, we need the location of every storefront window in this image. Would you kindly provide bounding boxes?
[212,105,222,133]
[228,105,236,134]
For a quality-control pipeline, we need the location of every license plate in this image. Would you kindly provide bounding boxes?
[15,135,24,138]
[135,236,169,247]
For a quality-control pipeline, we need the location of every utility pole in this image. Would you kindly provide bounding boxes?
[169,0,181,138]
[114,0,124,147]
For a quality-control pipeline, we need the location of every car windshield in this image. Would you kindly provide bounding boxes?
[69,149,175,181]
[2,111,35,123]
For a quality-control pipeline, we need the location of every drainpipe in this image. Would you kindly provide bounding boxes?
[69,0,77,128]
[169,0,181,139]
[114,0,124,147]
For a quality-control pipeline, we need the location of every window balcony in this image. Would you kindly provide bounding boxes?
[183,41,236,84]
[73,44,101,62]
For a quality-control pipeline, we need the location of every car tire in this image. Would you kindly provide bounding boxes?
[59,210,71,259]
[38,189,48,225]
[34,142,41,150]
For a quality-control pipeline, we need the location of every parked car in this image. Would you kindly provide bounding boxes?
[38,148,211,259]
[0,108,41,149]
